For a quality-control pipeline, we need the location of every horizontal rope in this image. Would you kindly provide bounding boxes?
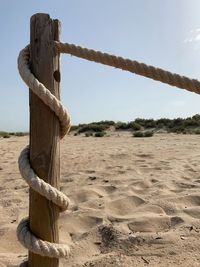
[55,41,200,95]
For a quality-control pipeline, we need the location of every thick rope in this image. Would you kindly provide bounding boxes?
[18,45,71,139]
[18,40,200,259]
[55,41,200,95]
[17,218,70,258]
[17,45,71,258]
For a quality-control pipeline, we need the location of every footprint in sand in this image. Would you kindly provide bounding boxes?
[169,195,200,207]
[105,195,145,220]
[154,195,200,216]
[60,214,103,237]
[184,207,200,219]
[128,215,171,232]
[93,185,117,195]
[120,204,171,233]
[67,189,103,204]
[128,215,184,233]
[131,179,152,189]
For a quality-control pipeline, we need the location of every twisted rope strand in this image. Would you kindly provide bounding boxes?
[17,218,70,258]
[17,45,71,258]
[55,41,200,95]
[18,146,70,211]
[18,46,71,138]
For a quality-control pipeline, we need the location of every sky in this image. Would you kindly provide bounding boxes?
[1,0,200,131]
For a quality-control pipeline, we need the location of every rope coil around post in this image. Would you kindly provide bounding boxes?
[17,45,71,258]
[55,41,200,95]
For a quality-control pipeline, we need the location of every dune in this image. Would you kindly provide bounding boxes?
[1,133,200,266]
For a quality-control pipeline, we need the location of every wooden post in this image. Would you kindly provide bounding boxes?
[29,13,61,267]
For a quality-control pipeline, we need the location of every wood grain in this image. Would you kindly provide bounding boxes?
[29,13,61,267]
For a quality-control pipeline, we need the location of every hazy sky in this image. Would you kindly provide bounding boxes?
[1,1,200,131]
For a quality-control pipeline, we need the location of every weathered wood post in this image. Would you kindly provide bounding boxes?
[29,13,61,267]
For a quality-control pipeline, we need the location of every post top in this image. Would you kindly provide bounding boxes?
[31,13,50,18]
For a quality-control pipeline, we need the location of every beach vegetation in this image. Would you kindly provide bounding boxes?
[94,131,106,137]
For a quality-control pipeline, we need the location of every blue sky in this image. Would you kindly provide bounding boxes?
[1,1,200,131]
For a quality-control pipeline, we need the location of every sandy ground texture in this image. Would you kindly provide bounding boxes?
[1,133,200,266]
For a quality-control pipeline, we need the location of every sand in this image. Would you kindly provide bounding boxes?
[1,133,200,266]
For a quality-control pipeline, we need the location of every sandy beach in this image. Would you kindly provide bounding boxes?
[1,133,200,266]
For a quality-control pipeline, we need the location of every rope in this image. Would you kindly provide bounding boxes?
[18,45,71,139]
[55,41,200,95]
[17,45,71,258]
[17,40,200,260]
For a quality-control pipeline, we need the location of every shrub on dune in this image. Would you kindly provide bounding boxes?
[133,131,154,138]
[94,131,106,137]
